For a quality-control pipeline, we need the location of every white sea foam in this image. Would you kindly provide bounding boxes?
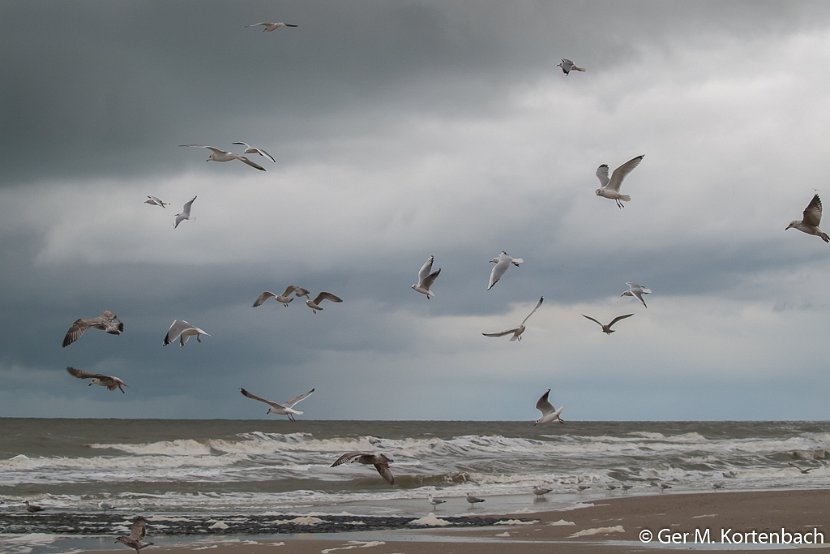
[569,525,625,538]
[409,514,450,526]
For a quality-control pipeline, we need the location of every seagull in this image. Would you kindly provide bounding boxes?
[62,310,124,347]
[179,145,266,171]
[582,313,634,334]
[487,250,524,290]
[174,195,197,229]
[428,494,446,508]
[465,493,485,506]
[411,255,441,299]
[24,501,44,513]
[595,155,644,208]
[232,141,276,163]
[786,194,830,242]
[163,320,210,347]
[533,485,553,497]
[534,389,565,425]
[144,195,168,208]
[557,58,586,74]
[577,484,591,492]
[239,387,315,422]
[482,296,543,342]
[621,282,651,308]
[331,452,395,485]
[788,462,815,474]
[245,21,299,32]
[66,367,127,394]
[116,516,153,554]
[253,285,311,308]
[621,484,633,493]
[306,292,343,314]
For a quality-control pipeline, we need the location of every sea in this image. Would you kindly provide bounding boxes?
[0,419,828,553]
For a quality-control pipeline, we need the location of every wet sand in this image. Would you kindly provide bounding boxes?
[87,489,830,553]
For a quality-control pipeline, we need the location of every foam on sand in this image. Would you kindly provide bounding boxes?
[568,525,625,538]
[321,541,386,553]
[409,514,450,526]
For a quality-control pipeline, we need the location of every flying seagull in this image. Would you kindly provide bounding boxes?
[245,21,299,32]
[788,462,815,474]
[67,367,127,394]
[557,58,586,74]
[483,296,543,342]
[163,320,210,347]
[533,485,553,497]
[179,144,266,171]
[62,310,124,347]
[240,387,315,422]
[253,285,311,308]
[487,250,524,290]
[582,313,634,334]
[411,255,441,299]
[232,141,276,163]
[786,194,830,242]
[144,195,168,208]
[331,452,395,485]
[174,195,197,229]
[24,501,44,513]
[306,292,343,314]
[534,389,565,425]
[621,282,651,308]
[595,155,644,208]
[116,516,153,554]
[465,493,485,506]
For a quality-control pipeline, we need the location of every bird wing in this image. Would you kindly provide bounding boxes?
[608,313,635,327]
[67,366,97,380]
[482,327,519,338]
[245,22,269,27]
[595,164,610,187]
[536,389,555,414]
[607,155,644,192]
[374,462,395,485]
[130,517,147,540]
[487,260,508,290]
[285,388,315,408]
[803,194,823,227]
[422,267,441,289]
[253,291,276,307]
[240,388,286,411]
[164,320,191,345]
[417,256,434,283]
[238,156,266,171]
[232,141,253,149]
[521,297,544,326]
[582,315,603,327]
[179,144,225,154]
[62,319,90,347]
[331,452,362,467]
[314,292,343,304]
[181,196,197,217]
[290,286,311,298]
[255,147,276,163]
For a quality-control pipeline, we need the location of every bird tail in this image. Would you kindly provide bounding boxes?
[511,258,524,266]
[573,66,586,72]
[619,194,631,202]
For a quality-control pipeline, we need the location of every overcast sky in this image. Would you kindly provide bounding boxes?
[2,1,830,421]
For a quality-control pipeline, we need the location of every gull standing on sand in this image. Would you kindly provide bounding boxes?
[245,21,298,31]
[535,389,565,425]
[331,452,395,485]
[163,320,210,347]
[482,297,543,342]
[144,195,168,208]
[67,367,127,394]
[582,314,634,335]
[487,251,524,290]
[179,145,266,171]
[306,292,343,314]
[411,255,441,299]
[786,194,830,242]
[239,387,315,422]
[595,155,644,208]
[465,493,485,506]
[533,485,553,497]
[24,501,44,513]
[557,58,586,74]
[253,285,311,308]
[428,494,446,509]
[116,516,153,553]
[174,195,197,229]
[62,310,124,347]
[621,282,651,308]
[232,141,276,163]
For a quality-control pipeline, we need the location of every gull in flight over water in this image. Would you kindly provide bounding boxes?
[788,462,815,474]
[621,282,651,308]
[535,389,565,425]
[179,144,266,171]
[144,195,168,208]
[67,367,127,393]
[253,285,311,308]
[595,155,644,208]
[174,195,197,229]
[557,58,586,74]
[465,493,485,506]
[240,387,315,422]
[411,255,441,299]
[786,194,830,242]
[232,141,276,163]
[487,250,524,290]
[306,292,343,314]
[582,313,634,334]
[245,21,299,32]
[163,320,210,347]
[62,310,124,347]
[483,297,543,342]
[331,452,395,485]
[116,516,153,553]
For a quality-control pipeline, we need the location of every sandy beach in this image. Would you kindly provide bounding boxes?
[85,488,829,554]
